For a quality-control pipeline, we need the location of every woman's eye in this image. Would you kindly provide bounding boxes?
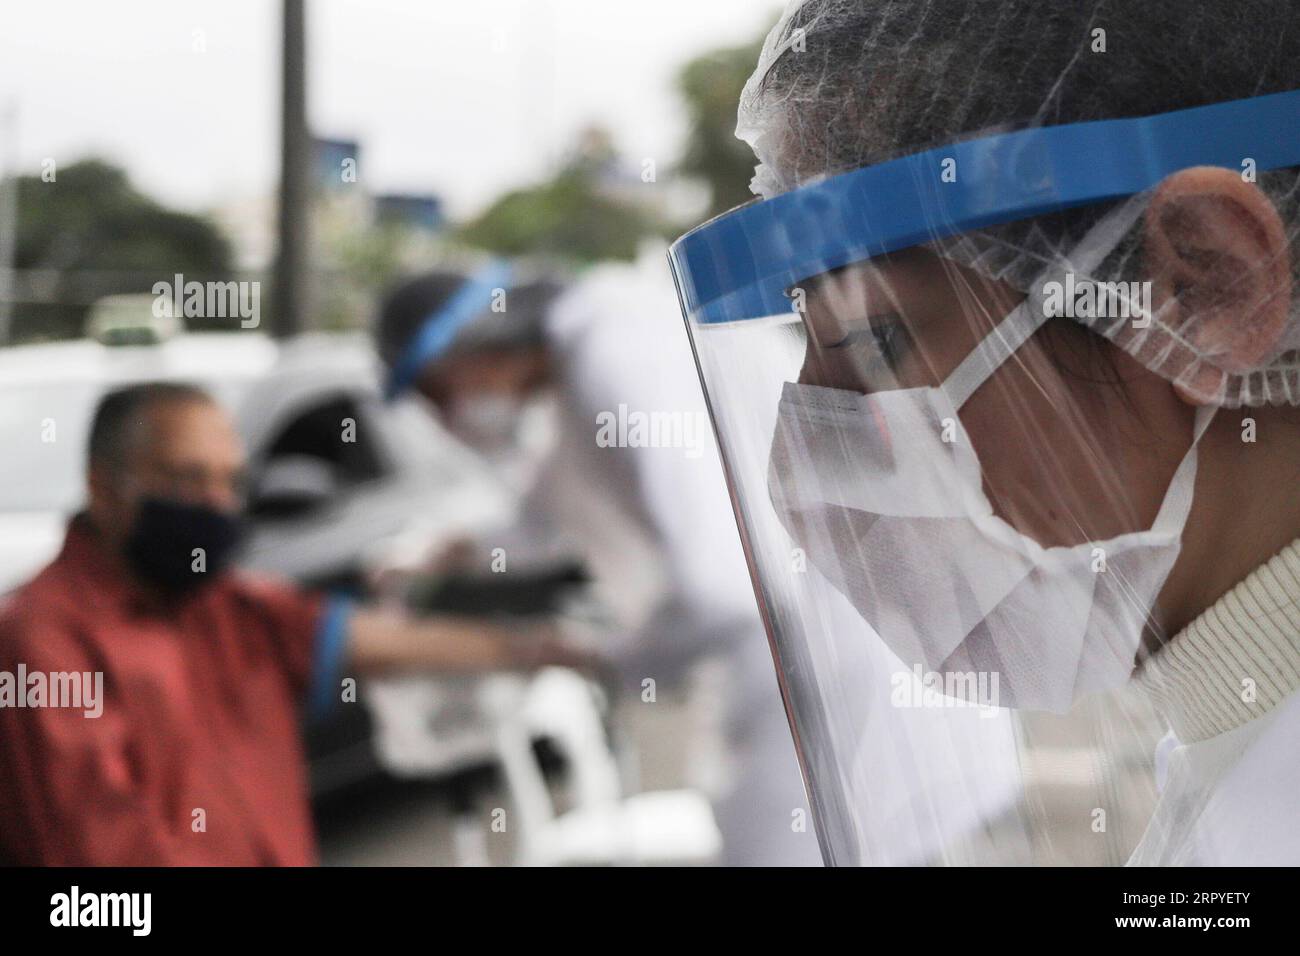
[814,312,914,376]
[866,320,909,366]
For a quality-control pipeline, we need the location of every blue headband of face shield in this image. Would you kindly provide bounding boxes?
[383,261,515,401]
[668,89,1300,327]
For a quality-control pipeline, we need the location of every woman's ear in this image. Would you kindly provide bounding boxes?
[1144,166,1293,404]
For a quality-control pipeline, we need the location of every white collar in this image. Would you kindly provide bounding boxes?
[1136,538,1300,742]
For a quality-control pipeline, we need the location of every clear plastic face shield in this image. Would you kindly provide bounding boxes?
[669,90,1300,865]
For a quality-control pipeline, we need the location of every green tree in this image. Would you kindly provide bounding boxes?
[675,33,767,219]
[459,169,661,264]
[9,159,233,342]
[457,126,667,266]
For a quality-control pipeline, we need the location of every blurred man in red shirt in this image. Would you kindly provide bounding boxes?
[0,382,580,865]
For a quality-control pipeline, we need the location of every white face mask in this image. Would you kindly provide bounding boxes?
[447,394,527,451]
[767,290,1215,714]
[446,392,558,491]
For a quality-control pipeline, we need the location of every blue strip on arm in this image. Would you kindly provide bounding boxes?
[307,594,356,723]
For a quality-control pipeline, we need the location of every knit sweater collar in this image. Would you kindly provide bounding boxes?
[1136,539,1300,743]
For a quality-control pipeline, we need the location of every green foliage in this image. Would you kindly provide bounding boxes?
[10,159,233,342]
[675,34,767,219]
[458,168,664,264]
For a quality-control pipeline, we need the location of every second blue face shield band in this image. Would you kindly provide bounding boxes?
[383,261,515,402]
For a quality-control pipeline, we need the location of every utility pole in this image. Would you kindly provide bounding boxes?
[0,101,18,346]
[271,0,310,338]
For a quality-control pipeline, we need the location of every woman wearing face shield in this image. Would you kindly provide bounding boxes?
[670,0,1300,865]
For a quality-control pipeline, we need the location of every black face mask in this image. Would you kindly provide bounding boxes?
[124,497,246,596]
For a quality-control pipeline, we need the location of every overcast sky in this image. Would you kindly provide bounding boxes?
[0,0,777,218]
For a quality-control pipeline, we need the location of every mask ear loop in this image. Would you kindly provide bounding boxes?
[939,194,1154,410]
[942,298,1046,409]
[937,197,1216,536]
[1148,403,1216,535]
